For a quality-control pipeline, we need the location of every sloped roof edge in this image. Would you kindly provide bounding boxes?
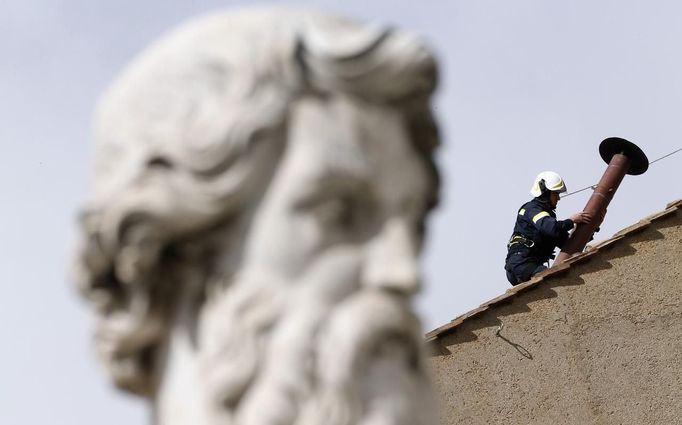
[425,198,682,342]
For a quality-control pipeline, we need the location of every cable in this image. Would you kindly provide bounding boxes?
[562,184,596,198]
[648,147,682,165]
[561,147,682,198]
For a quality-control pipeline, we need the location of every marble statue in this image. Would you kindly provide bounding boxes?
[73,7,440,425]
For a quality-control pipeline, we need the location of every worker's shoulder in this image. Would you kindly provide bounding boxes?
[517,199,537,219]
[524,198,553,216]
[522,199,542,212]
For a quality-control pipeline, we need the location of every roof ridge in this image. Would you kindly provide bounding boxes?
[425,197,682,343]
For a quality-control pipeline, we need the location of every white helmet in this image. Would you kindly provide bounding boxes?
[530,171,567,197]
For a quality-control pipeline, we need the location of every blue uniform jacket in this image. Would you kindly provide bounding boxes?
[509,197,574,263]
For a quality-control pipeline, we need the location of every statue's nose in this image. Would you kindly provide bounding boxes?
[362,216,421,295]
[76,207,112,273]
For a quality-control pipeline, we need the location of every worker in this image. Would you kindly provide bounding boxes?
[505,171,592,285]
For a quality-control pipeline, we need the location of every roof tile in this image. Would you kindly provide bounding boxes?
[613,219,651,238]
[586,234,624,251]
[506,274,544,295]
[645,206,678,223]
[666,198,682,209]
[459,305,489,321]
[562,248,599,266]
[480,292,515,308]
[535,262,571,279]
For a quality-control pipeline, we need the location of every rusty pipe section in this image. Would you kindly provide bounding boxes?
[554,154,629,263]
[554,137,648,264]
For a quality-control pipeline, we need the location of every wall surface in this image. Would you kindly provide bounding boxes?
[428,210,682,424]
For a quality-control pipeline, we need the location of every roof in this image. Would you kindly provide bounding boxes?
[425,197,682,343]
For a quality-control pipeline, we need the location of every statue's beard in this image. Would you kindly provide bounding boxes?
[164,248,366,420]
[191,250,431,425]
[74,216,210,396]
[81,234,430,424]
[85,245,181,397]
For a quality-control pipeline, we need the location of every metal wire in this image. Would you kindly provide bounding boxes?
[562,184,596,198]
[561,147,682,198]
[648,147,682,165]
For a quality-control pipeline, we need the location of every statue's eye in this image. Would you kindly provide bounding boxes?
[147,156,174,170]
[313,196,356,229]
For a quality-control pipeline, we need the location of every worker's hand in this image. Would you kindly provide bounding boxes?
[570,211,592,224]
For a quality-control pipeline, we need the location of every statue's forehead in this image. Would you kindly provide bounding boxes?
[285,104,429,209]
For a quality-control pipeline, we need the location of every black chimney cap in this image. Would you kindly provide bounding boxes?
[599,137,649,175]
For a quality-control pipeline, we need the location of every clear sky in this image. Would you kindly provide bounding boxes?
[2,1,681,423]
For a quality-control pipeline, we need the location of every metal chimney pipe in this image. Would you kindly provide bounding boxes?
[554,137,648,264]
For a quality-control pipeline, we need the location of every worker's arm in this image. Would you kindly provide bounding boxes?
[569,211,595,241]
[529,210,574,239]
[569,211,592,225]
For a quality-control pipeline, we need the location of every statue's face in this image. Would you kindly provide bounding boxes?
[238,96,431,294]
[187,95,432,419]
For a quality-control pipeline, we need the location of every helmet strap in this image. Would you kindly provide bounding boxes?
[538,179,547,195]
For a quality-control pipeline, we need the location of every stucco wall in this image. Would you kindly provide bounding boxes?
[428,210,682,424]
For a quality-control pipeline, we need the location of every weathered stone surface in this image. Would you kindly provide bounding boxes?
[73,7,440,425]
[429,209,682,424]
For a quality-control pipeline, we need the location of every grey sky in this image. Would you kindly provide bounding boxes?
[2,1,680,423]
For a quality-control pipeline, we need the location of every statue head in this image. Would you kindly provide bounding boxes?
[74,8,439,423]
